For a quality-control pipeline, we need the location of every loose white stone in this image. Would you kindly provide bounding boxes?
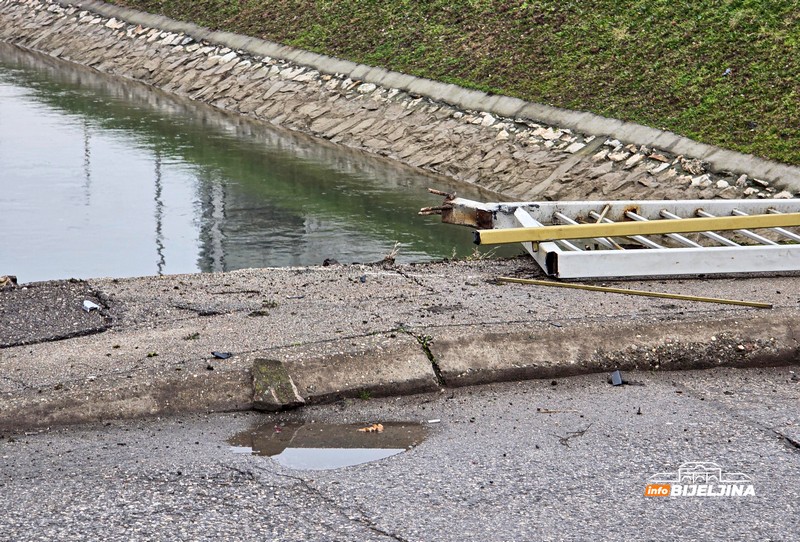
[357,83,377,93]
[495,130,510,141]
[648,162,671,174]
[774,190,794,199]
[220,51,238,63]
[534,127,559,140]
[480,114,496,127]
[715,180,730,189]
[565,142,585,153]
[624,153,645,168]
[608,150,631,162]
[104,17,125,29]
[743,187,759,196]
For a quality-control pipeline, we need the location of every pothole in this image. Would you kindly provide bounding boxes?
[228,421,428,470]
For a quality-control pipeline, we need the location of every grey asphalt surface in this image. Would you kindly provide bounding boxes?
[1,366,798,541]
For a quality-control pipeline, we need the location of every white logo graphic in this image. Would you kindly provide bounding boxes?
[645,461,755,497]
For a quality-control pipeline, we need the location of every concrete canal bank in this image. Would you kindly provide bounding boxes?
[1,0,798,203]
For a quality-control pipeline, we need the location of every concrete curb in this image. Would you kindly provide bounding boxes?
[0,366,253,431]
[64,0,800,191]
[431,316,800,387]
[2,310,797,431]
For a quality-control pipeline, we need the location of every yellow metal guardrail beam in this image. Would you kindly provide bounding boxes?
[475,213,800,245]
[496,277,773,309]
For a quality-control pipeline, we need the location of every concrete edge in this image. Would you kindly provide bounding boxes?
[2,313,798,431]
[63,0,800,191]
[0,366,254,432]
[261,334,442,406]
[432,315,800,387]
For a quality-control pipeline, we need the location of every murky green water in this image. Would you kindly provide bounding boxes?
[0,43,509,283]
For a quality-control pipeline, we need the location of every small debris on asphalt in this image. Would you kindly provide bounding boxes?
[636,406,642,415]
[537,408,579,414]
[211,351,233,359]
[357,423,384,433]
[322,258,338,266]
[82,300,101,312]
[427,419,441,424]
[206,364,214,371]
[556,424,593,447]
[609,370,624,386]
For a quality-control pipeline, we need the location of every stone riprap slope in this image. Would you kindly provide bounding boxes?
[1,0,796,202]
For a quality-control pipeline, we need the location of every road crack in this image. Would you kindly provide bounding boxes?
[254,466,411,542]
[555,424,593,447]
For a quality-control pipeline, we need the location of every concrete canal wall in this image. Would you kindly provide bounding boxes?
[1,0,798,201]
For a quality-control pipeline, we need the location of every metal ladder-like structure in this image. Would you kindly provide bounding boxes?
[421,194,800,279]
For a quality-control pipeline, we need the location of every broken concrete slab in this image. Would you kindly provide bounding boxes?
[274,333,441,403]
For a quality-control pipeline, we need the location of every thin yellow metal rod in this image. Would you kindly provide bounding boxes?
[476,212,800,245]
[496,277,773,309]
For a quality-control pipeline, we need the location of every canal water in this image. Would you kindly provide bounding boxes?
[0,43,509,283]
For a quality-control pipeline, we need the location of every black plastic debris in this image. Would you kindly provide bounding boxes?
[609,370,624,386]
[211,351,233,359]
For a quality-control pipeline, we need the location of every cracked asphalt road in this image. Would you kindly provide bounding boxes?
[1,366,798,541]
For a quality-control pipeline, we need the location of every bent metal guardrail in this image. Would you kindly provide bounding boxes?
[421,191,800,279]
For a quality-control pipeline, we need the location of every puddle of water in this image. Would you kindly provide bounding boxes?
[228,422,427,470]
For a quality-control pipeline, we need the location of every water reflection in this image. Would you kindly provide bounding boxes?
[0,43,511,282]
[228,422,428,470]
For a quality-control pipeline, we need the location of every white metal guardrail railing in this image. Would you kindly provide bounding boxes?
[421,193,800,279]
